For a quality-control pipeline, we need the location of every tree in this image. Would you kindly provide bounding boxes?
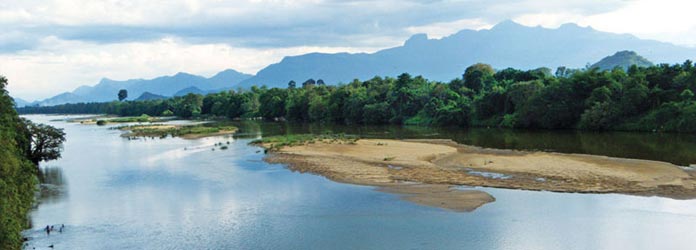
[464,63,496,94]
[22,119,66,166]
[118,89,128,101]
[1,75,39,250]
[302,79,316,88]
[175,93,203,118]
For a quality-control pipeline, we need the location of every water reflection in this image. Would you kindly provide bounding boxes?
[231,121,696,165]
[38,167,68,204]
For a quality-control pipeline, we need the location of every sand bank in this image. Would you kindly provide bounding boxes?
[259,139,696,211]
[119,124,237,139]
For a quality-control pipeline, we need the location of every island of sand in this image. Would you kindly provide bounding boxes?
[255,138,696,212]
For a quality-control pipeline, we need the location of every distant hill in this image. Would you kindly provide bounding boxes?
[590,51,654,71]
[134,92,167,101]
[35,69,253,106]
[12,97,30,107]
[174,86,207,96]
[36,92,86,106]
[238,20,696,88]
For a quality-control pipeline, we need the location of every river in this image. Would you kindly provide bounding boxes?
[21,115,696,250]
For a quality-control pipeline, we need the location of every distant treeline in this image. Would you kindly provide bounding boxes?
[18,61,696,132]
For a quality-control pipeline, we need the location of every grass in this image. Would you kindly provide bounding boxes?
[86,114,166,125]
[106,115,155,123]
[251,133,359,151]
[119,122,237,139]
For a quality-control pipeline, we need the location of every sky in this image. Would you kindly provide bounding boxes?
[2,0,696,101]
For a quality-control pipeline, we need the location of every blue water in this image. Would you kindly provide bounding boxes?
[21,115,696,250]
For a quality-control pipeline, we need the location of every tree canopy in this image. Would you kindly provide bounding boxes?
[118,89,128,101]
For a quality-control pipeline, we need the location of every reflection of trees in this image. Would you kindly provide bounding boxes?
[230,121,263,139]
[39,167,68,204]
[250,120,696,166]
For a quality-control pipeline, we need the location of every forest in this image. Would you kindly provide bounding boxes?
[1,76,66,250]
[18,61,696,133]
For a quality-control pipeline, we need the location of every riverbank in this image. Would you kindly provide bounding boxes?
[255,137,696,211]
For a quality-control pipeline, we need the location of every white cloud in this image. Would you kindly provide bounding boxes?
[512,0,696,46]
[405,18,493,39]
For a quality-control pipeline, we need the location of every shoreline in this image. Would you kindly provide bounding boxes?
[257,138,696,211]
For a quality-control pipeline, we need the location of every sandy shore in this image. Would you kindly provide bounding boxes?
[260,139,696,211]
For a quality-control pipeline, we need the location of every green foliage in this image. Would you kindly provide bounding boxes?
[108,114,153,123]
[1,75,53,250]
[464,63,496,93]
[118,89,128,101]
[681,89,694,102]
[16,60,696,133]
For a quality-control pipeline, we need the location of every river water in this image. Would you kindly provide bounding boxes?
[21,115,696,250]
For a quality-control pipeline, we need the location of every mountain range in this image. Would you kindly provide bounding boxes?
[19,20,696,106]
[24,69,252,106]
[237,20,696,88]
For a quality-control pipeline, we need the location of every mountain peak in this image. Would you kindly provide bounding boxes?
[591,50,654,71]
[404,33,428,46]
[98,77,114,84]
[491,19,525,30]
[174,72,194,77]
[559,23,581,29]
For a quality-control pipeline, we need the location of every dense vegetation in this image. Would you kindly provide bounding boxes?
[18,61,696,133]
[1,76,66,250]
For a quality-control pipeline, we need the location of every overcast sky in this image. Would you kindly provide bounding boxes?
[2,0,696,100]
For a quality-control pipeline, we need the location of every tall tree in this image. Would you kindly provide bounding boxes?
[464,63,496,94]
[22,119,66,167]
[118,89,128,101]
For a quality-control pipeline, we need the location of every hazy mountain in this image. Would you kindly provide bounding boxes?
[12,97,30,107]
[239,20,696,88]
[37,92,86,106]
[174,86,207,96]
[591,51,654,71]
[134,92,167,101]
[207,69,255,90]
[36,69,252,106]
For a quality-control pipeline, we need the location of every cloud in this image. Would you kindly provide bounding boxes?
[512,0,696,47]
[405,18,493,39]
[0,0,629,52]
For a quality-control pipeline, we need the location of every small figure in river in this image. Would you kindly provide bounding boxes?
[59,224,65,233]
[45,225,50,235]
